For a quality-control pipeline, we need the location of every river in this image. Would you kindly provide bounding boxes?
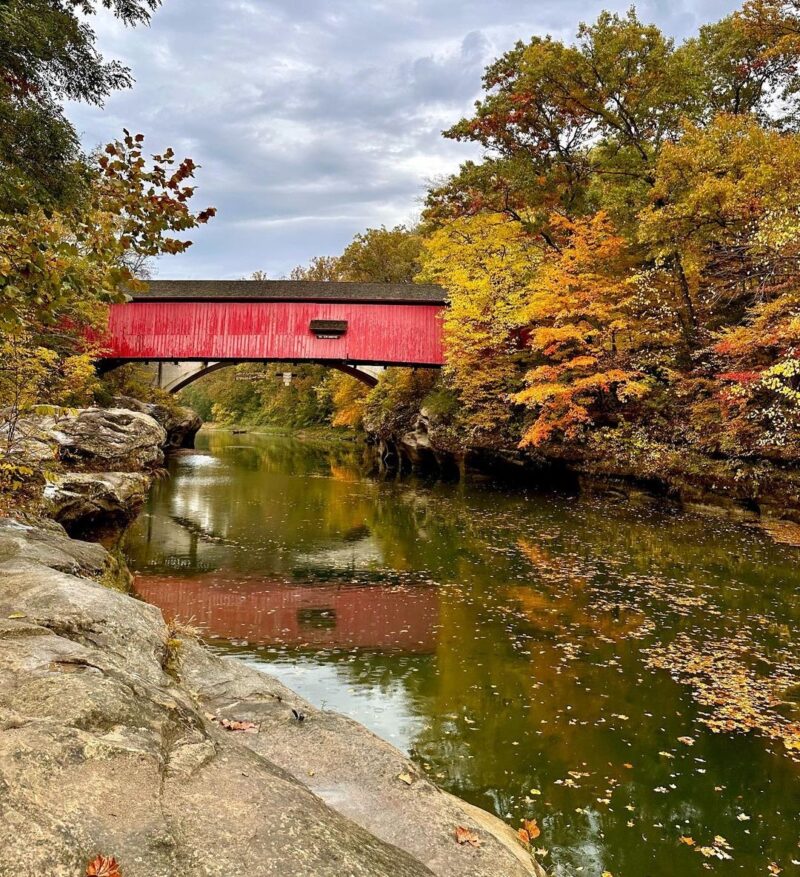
[123,429,800,877]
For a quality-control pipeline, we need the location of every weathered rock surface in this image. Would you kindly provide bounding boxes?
[180,642,543,877]
[8,408,167,472]
[48,407,167,471]
[113,396,202,451]
[44,471,153,534]
[0,521,543,877]
[0,517,115,580]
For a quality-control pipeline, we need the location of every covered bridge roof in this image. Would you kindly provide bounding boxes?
[130,280,447,305]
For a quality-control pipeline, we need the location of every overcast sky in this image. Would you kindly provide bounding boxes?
[68,0,739,279]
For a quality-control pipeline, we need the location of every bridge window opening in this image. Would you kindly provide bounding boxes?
[297,607,337,630]
[310,319,347,339]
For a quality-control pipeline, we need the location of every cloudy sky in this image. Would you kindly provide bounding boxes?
[69,0,738,279]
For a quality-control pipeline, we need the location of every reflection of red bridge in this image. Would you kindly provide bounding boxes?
[135,575,439,653]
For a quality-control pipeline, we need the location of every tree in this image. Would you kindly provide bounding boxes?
[289,256,342,281]
[512,213,649,447]
[420,212,538,439]
[0,0,161,213]
[0,132,214,432]
[338,225,422,283]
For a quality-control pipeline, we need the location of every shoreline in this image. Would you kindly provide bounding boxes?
[201,421,800,527]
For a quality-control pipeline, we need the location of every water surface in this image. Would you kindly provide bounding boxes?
[124,430,800,876]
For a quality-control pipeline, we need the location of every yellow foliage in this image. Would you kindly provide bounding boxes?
[420,212,542,437]
[511,213,647,447]
[328,373,368,429]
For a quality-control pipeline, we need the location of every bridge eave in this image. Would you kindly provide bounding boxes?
[99,356,445,369]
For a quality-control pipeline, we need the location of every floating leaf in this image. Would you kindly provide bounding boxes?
[522,818,540,840]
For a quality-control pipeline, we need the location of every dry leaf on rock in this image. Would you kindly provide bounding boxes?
[86,855,121,877]
[455,826,481,847]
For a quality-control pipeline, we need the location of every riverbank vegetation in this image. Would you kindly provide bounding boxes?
[0,0,213,496]
[184,0,800,507]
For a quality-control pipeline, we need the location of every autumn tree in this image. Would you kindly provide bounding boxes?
[338,225,422,283]
[511,213,650,447]
[420,212,537,439]
[0,0,161,213]
[0,131,215,445]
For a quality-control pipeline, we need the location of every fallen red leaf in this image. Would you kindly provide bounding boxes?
[522,818,541,840]
[86,855,121,877]
[215,717,258,733]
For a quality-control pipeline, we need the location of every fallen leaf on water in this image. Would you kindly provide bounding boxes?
[736,813,750,822]
[768,864,782,875]
[602,872,613,877]
[397,772,413,785]
[455,826,481,847]
[677,736,695,746]
[522,818,541,840]
[680,836,696,846]
[695,835,733,861]
[86,855,121,877]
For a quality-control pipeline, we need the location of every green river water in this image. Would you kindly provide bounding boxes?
[123,429,800,877]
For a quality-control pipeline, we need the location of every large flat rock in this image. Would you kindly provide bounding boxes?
[179,643,544,877]
[0,522,544,876]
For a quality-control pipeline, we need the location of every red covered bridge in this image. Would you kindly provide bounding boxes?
[100,280,447,391]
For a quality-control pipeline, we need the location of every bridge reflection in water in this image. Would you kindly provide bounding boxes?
[134,575,439,653]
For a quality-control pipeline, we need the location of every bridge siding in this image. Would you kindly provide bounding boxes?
[104,300,444,366]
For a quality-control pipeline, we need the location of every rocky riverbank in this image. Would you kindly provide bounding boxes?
[373,409,800,523]
[0,407,544,877]
[5,401,200,535]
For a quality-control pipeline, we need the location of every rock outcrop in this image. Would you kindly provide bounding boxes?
[44,471,153,534]
[0,517,123,583]
[48,407,167,471]
[8,407,167,472]
[3,405,193,534]
[113,396,202,451]
[0,519,543,877]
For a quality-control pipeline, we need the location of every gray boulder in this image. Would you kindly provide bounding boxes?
[43,471,153,535]
[113,396,202,450]
[6,408,166,472]
[0,517,113,579]
[48,407,167,470]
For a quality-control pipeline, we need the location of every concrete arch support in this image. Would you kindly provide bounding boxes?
[150,361,385,394]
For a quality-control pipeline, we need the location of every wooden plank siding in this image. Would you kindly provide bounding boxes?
[102,299,445,367]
